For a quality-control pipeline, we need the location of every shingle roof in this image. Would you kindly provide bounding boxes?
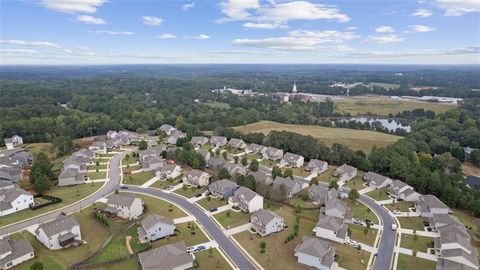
[107,194,138,208]
[307,159,328,169]
[295,236,335,267]
[283,152,303,163]
[0,187,31,203]
[138,241,193,270]
[233,186,260,202]
[0,238,34,267]
[35,215,79,237]
[251,209,282,225]
[335,164,357,175]
[141,214,174,231]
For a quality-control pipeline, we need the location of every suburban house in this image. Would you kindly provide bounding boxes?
[138,241,194,270]
[208,179,239,199]
[223,163,248,176]
[363,172,392,189]
[324,198,353,223]
[273,176,302,198]
[282,152,305,168]
[0,237,34,269]
[306,159,328,174]
[58,168,86,186]
[167,130,186,145]
[428,214,463,232]
[398,188,421,202]
[159,124,176,136]
[156,164,181,180]
[415,195,451,217]
[0,165,22,182]
[0,149,33,169]
[294,236,338,270]
[245,143,265,155]
[262,147,284,161]
[137,214,175,243]
[35,215,83,250]
[208,158,226,170]
[106,131,140,147]
[333,164,357,182]
[105,194,144,220]
[388,180,412,197]
[250,209,284,236]
[73,148,95,160]
[249,171,273,186]
[228,186,263,213]
[228,138,247,150]
[209,136,227,148]
[0,187,34,217]
[314,215,348,243]
[62,156,88,173]
[183,170,211,187]
[190,136,209,147]
[88,141,107,154]
[4,135,23,150]
[139,148,162,163]
[308,184,338,205]
[198,150,211,164]
[142,156,165,171]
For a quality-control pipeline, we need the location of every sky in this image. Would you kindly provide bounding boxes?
[0,0,479,65]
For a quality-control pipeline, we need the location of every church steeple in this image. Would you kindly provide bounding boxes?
[292,82,297,93]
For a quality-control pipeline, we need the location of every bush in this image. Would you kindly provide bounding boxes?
[30,262,44,270]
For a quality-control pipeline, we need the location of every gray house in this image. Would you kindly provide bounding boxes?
[250,209,284,236]
[167,130,186,145]
[273,176,302,198]
[210,136,227,147]
[228,138,247,150]
[308,184,338,205]
[294,236,337,270]
[333,164,357,182]
[159,124,176,135]
[208,158,226,170]
[190,136,209,147]
[137,214,175,243]
[208,179,239,199]
[324,199,353,223]
[142,156,164,171]
[58,168,85,186]
[223,163,248,176]
[245,143,265,154]
[249,171,273,186]
[262,147,284,161]
[0,237,35,269]
[415,195,451,217]
[0,166,22,182]
[138,241,193,270]
[282,152,304,168]
[306,159,328,174]
[363,172,392,189]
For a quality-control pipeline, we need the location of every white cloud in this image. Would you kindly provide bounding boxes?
[142,16,163,26]
[87,30,133,35]
[39,0,106,14]
[76,15,105,24]
[218,0,259,21]
[243,22,286,29]
[433,0,480,16]
[346,26,358,31]
[411,9,433,17]
[232,29,358,51]
[409,24,436,32]
[0,39,62,48]
[375,26,395,33]
[366,34,404,44]
[195,34,210,39]
[156,33,176,39]
[182,2,195,10]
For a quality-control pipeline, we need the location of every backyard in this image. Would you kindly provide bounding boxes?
[332,243,370,270]
[174,186,207,198]
[86,171,107,180]
[397,217,428,231]
[396,254,436,270]
[150,221,210,248]
[195,248,233,270]
[349,224,378,246]
[385,202,414,212]
[344,175,366,191]
[343,199,379,224]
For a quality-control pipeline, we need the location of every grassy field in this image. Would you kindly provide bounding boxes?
[86,171,107,180]
[333,243,370,270]
[123,164,142,173]
[123,171,155,185]
[397,254,436,270]
[400,234,434,253]
[315,166,339,184]
[22,143,56,159]
[369,82,400,90]
[334,96,456,116]
[213,210,250,229]
[397,217,428,231]
[260,159,278,168]
[349,224,378,246]
[174,186,207,198]
[0,183,103,227]
[343,199,379,224]
[122,155,138,166]
[344,176,367,190]
[197,197,228,210]
[365,187,390,201]
[150,221,210,248]
[195,248,233,270]
[385,202,414,212]
[234,121,401,153]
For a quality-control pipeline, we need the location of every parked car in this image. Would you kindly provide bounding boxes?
[195,246,206,252]
[186,246,195,253]
[120,186,128,189]
[353,219,365,226]
[391,224,397,231]
[209,208,218,212]
[195,193,203,197]
[346,239,358,247]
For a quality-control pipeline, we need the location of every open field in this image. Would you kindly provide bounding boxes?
[334,96,456,116]
[397,254,436,270]
[234,121,401,153]
[0,183,103,227]
[397,217,428,231]
[22,143,56,159]
[400,234,434,253]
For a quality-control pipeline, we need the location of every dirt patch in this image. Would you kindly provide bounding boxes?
[125,236,134,255]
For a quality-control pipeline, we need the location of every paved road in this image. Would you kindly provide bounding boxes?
[0,152,127,236]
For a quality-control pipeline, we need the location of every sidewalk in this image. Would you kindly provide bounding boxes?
[395,246,437,261]
[189,194,206,203]
[399,228,438,237]
[224,223,252,236]
[359,187,375,194]
[173,216,196,224]
[141,176,160,188]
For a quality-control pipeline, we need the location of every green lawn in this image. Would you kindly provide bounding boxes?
[349,224,378,246]
[89,163,108,170]
[365,187,390,201]
[98,257,141,270]
[333,243,370,270]
[290,167,311,177]
[314,166,339,184]
[385,202,414,212]
[122,192,188,219]
[344,176,366,190]
[150,221,209,248]
[246,154,262,161]
[369,82,400,90]
[0,183,103,227]
[260,159,278,168]
[203,101,231,109]
[400,234,434,253]
[123,171,155,185]
[99,153,116,158]
[343,199,379,224]
[397,254,436,270]
[197,197,227,210]
[397,217,428,231]
[174,186,207,198]
[87,171,107,180]
[213,210,251,229]
[288,195,318,209]
[122,156,139,166]
[195,248,233,270]
[123,164,142,173]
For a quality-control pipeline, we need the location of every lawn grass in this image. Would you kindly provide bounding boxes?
[344,175,366,191]
[314,166,338,184]
[213,210,251,229]
[89,164,107,170]
[13,203,110,270]
[400,234,434,253]
[123,171,155,185]
[122,192,188,219]
[196,196,227,210]
[385,202,414,212]
[365,187,390,201]
[195,248,233,270]
[0,183,103,227]
[349,224,378,246]
[288,195,318,209]
[246,154,262,161]
[98,257,141,270]
[289,167,311,178]
[332,242,370,270]
[397,217,428,231]
[22,143,56,159]
[122,155,138,166]
[369,82,400,90]
[234,120,402,153]
[334,96,456,116]
[123,164,142,173]
[260,159,278,168]
[86,171,107,180]
[174,186,207,198]
[343,199,379,224]
[150,221,209,248]
[397,254,436,270]
[99,153,116,158]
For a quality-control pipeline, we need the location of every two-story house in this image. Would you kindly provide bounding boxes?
[208,179,239,199]
[228,187,263,213]
[137,214,175,243]
[282,152,304,168]
[0,187,34,217]
[250,209,284,236]
[35,215,83,250]
[105,194,144,220]
[0,237,34,269]
[333,164,357,182]
[183,170,210,187]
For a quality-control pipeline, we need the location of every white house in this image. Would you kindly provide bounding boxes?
[183,170,210,187]
[209,136,227,148]
[4,135,23,150]
[388,180,412,197]
[105,194,144,220]
[282,152,304,168]
[333,164,357,182]
[294,236,337,270]
[363,172,392,189]
[0,188,34,217]
[228,187,263,213]
[156,164,181,180]
[415,195,451,217]
[35,215,82,250]
[306,159,328,174]
[137,214,175,243]
[314,215,348,244]
[0,237,34,269]
[250,209,284,236]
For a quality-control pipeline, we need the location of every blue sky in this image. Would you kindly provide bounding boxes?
[1,0,479,64]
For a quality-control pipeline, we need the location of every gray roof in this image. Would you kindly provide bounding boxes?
[440,248,479,269]
[35,215,79,237]
[141,214,174,231]
[363,172,388,184]
[107,194,139,208]
[158,164,177,173]
[0,180,14,189]
[264,147,283,157]
[0,187,31,204]
[0,166,22,178]
[233,186,260,202]
[190,136,208,145]
[283,152,303,163]
[437,258,478,270]
[159,124,175,132]
[295,236,335,267]
[249,171,272,184]
[169,130,185,139]
[325,199,350,216]
[335,164,357,175]
[246,143,265,153]
[186,169,208,179]
[0,238,34,267]
[251,209,282,225]
[228,138,245,148]
[210,136,227,144]
[419,195,449,210]
[307,159,328,169]
[273,176,300,192]
[224,163,247,175]
[391,180,408,190]
[58,168,84,182]
[138,241,193,270]
[209,179,238,190]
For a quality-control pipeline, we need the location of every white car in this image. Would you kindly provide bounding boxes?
[392,224,398,231]
[346,239,358,247]
[393,210,401,215]
[186,246,195,253]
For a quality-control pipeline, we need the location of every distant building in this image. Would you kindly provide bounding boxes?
[282,152,304,168]
[272,176,302,198]
[4,135,23,150]
[190,136,209,148]
[262,147,284,161]
[210,136,227,148]
[308,184,337,205]
[465,175,480,189]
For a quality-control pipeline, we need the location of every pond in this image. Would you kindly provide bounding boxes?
[334,117,411,133]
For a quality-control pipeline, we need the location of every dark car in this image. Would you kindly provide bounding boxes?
[195,193,203,198]
[195,246,206,252]
[120,186,129,189]
[209,208,218,212]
